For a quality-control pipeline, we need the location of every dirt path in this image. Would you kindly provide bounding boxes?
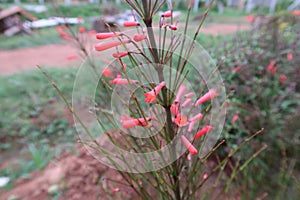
[0,44,80,75]
[200,23,249,35]
[0,23,249,76]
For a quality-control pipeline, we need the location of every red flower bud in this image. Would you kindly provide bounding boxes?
[123,21,140,27]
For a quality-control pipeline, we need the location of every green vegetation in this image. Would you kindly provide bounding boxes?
[209,14,300,198]
[0,27,61,50]
[0,68,76,181]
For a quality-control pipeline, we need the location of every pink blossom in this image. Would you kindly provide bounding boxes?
[267,61,277,75]
[188,121,195,132]
[174,114,189,127]
[144,81,166,103]
[79,27,85,33]
[292,10,300,16]
[112,52,128,59]
[162,11,172,18]
[195,89,217,106]
[55,26,71,40]
[279,74,287,84]
[182,98,192,108]
[175,85,187,103]
[245,15,255,22]
[287,53,293,61]
[233,66,242,73]
[169,25,177,30]
[109,78,139,85]
[96,32,121,39]
[189,113,203,122]
[181,135,198,155]
[119,114,132,122]
[112,188,120,192]
[123,21,140,27]
[195,126,213,140]
[88,30,97,35]
[102,67,113,78]
[133,34,147,42]
[184,92,194,98]
[95,39,130,51]
[203,173,208,180]
[121,117,151,129]
[66,55,77,60]
[231,114,239,123]
[170,103,179,115]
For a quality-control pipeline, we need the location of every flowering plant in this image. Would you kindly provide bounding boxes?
[39,0,265,199]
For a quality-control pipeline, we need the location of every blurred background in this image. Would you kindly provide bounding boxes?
[0,0,299,199]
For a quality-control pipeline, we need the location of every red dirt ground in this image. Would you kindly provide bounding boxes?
[0,146,138,200]
[0,23,249,76]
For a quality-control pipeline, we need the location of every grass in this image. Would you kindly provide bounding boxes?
[0,27,62,50]
[0,68,77,182]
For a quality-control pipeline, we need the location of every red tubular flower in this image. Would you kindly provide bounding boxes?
[181,135,198,155]
[175,85,187,103]
[184,92,194,98]
[66,55,77,60]
[271,67,277,75]
[189,113,203,122]
[88,30,97,35]
[188,121,195,132]
[195,126,213,140]
[195,89,217,106]
[109,78,138,85]
[267,60,276,75]
[144,81,166,103]
[174,114,189,127]
[231,114,239,123]
[56,26,72,40]
[123,21,140,27]
[233,66,242,73]
[287,53,293,61]
[267,61,277,75]
[133,34,147,42]
[118,114,132,122]
[112,52,128,59]
[94,39,130,51]
[292,10,300,16]
[279,74,287,84]
[96,32,121,39]
[162,10,172,18]
[121,117,151,129]
[79,27,85,33]
[102,67,113,78]
[182,98,192,108]
[171,103,179,115]
[245,15,255,22]
[169,25,177,30]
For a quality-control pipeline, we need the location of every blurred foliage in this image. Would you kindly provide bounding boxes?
[208,13,300,198]
[0,27,61,50]
[0,68,76,153]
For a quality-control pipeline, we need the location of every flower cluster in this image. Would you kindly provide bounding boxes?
[93,11,219,158]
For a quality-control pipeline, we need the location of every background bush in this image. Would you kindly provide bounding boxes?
[208,12,300,198]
